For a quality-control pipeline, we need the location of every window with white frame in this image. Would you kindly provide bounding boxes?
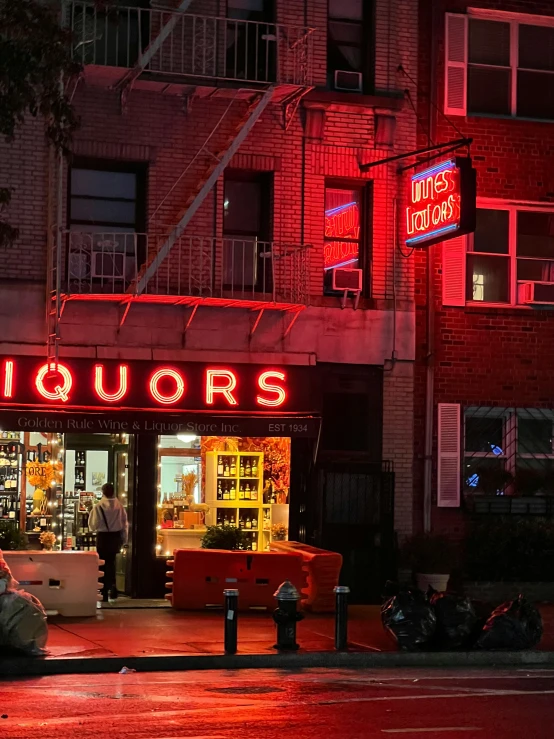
[464,204,554,305]
[445,11,554,120]
[463,407,554,496]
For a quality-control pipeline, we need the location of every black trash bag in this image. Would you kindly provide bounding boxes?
[428,589,478,650]
[476,594,543,650]
[381,588,437,651]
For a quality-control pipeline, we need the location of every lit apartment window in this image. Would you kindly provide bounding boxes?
[223,171,272,293]
[446,12,554,119]
[465,205,554,305]
[324,186,364,295]
[68,162,146,290]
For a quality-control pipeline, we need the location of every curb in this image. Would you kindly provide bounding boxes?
[2,649,554,677]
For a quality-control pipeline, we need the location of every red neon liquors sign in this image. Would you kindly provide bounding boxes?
[0,357,301,412]
[405,158,476,248]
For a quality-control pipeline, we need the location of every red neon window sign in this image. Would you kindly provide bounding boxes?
[149,368,185,405]
[205,369,238,406]
[406,159,462,246]
[324,193,361,271]
[35,363,73,403]
[256,370,287,407]
[94,364,129,403]
[3,360,14,399]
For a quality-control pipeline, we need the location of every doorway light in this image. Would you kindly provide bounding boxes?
[177,434,197,443]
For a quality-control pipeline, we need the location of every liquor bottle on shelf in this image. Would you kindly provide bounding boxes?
[217,456,224,476]
[239,516,244,529]
[8,499,16,519]
[223,459,230,477]
[252,515,258,530]
[245,459,251,477]
[0,477,4,492]
[217,481,223,501]
[230,481,236,500]
[251,539,258,552]
[238,484,245,501]
[245,516,251,530]
[240,458,245,477]
[250,484,258,501]
[223,484,230,501]
[244,483,251,501]
[252,458,258,477]
[230,458,236,476]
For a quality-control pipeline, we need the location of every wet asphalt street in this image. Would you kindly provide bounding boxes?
[1,667,554,738]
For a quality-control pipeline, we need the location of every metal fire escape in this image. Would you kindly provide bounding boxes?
[47,1,315,364]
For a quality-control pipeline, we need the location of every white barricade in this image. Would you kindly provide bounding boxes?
[3,551,103,617]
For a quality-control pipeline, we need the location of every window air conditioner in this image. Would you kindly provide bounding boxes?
[521,281,554,305]
[334,69,362,92]
[332,268,363,292]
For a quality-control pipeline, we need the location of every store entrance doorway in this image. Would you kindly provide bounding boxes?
[63,433,132,594]
[317,462,395,604]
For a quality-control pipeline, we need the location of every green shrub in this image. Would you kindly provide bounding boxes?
[201,525,247,550]
[400,532,457,574]
[0,521,28,551]
[465,517,554,581]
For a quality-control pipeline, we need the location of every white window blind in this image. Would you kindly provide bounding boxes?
[442,236,467,307]
[444,13,468,115]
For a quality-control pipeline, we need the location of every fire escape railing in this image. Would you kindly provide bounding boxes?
[64,232,312,306]
[66,1,314,87]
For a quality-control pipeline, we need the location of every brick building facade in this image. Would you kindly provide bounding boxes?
[415,0,554,541]
[0,0,419,600]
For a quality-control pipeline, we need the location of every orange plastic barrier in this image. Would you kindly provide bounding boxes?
[166,548,306,611]
[269,541,342,613]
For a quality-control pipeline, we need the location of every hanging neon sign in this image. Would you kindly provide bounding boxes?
[405,157,476,248]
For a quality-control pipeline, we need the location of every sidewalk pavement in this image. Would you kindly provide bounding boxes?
[2,601,554,676]
[46,604,393,659]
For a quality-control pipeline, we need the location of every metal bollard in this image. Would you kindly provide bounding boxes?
[334,585,350,650]
[272,580,304,651]
[223,588,239,655]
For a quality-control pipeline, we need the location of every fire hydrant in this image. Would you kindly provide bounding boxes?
[272,580,304,651]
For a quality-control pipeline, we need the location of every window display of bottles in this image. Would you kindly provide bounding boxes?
[0,496,17,520]
[0,442,21,523]
[206,451,267,551]
[217,479,237,501]
[1,431,21,441]
[216,510,236,527]
[74,451,86,489]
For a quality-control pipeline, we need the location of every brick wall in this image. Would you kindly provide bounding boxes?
[415,0,554,536]
[1,0,420,539]
[383,361,415,537]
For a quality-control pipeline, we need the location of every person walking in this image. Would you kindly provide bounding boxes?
[88,482,128,603]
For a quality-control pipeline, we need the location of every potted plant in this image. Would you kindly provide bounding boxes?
[201,525,247,550]
[0,521,28,551]
[400,532,456,592]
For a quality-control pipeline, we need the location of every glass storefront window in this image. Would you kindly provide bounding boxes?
[0,430,130,555]
[156,435,291,557]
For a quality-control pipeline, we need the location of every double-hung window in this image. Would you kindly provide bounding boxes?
[442,202,554,307]
[445,11,554,120]
[68,162,146,292]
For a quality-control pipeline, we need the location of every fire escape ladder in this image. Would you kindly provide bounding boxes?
[135,86,274,296]
[112,0,195,94]
[47,147,64,368]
